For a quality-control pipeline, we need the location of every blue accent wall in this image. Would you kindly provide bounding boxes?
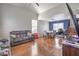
[49,20,70,31]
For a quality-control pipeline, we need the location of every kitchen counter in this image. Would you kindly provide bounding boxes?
[63,40,79,49]
[62,39,79,56]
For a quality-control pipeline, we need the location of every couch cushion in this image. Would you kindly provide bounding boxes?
[13,38,22,43]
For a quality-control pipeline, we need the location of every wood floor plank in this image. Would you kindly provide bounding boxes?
[11,37,62,56]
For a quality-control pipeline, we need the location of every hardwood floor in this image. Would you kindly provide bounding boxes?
[11,37,62,56]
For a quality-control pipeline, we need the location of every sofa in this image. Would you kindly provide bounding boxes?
[10,30,33,46]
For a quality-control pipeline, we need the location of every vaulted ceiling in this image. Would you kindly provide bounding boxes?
[32,3,61,13]
[7,3,79,15]
[8,3,61,14]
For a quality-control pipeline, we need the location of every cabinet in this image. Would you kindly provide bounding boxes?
[63,44,79,56]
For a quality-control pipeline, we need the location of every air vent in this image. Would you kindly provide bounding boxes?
[36,3,39,7]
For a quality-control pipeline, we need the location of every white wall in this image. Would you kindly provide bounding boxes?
[1,3,79,39]
[0,4,3,38]
[37,20,49,37]
[0,4,38,39]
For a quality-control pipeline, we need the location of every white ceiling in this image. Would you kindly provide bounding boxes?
[32,3,61,13]
[8,3,61,14]
[7,3,79,14]
[69,3,79,14]
[7,3,37,13]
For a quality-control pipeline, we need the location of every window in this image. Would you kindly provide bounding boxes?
[32,20,37,33]
[53,23,64,32]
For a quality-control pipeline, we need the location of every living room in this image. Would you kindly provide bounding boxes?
[0,3,79,56]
